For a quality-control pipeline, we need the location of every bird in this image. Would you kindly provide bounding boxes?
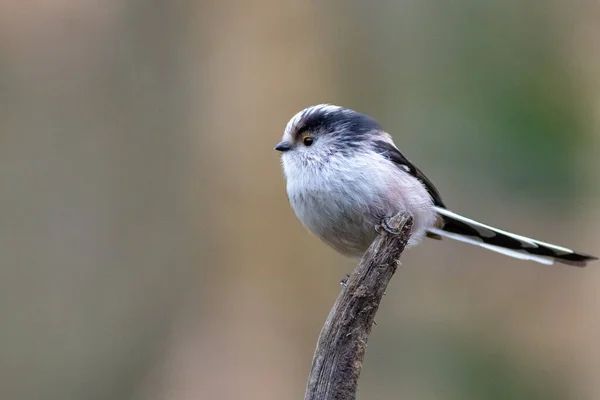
[275,104,597,267]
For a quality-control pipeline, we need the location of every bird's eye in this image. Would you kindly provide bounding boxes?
[302,136,314,146]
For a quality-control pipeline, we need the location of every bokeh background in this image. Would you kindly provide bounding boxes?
[1,1,600,399]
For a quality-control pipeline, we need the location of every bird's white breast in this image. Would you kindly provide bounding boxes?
[282,151,436,257]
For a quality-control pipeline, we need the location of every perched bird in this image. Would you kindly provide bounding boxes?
[275,104,597,267]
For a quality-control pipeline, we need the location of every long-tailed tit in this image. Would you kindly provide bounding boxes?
[275,104,597,267]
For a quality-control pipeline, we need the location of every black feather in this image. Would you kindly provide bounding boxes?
[296,107,381,152]
[438,211,598,267]
[372,140,446,208]
[298,108,379,135]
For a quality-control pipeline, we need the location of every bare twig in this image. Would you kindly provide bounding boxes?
[304,213,413,400]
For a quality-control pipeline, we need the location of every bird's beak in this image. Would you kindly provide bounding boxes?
[274,141,292,152]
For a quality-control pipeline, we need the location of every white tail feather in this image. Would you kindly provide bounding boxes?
[429,206,593,266]
[434,207,574,253]
[428,227,555,265]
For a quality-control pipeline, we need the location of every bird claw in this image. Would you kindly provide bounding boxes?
[340,274,350,287]
[376,216,404,235]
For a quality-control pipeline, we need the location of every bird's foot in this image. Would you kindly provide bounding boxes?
[376,216,404,235]
[339,274,350,287]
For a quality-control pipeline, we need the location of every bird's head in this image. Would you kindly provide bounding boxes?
[275,104,383,167]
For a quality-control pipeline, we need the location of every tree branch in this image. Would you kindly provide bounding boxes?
[304,213,413,400]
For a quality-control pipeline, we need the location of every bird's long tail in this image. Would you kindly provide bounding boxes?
[428,206,597,267]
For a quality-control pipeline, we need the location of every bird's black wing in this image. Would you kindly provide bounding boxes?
[372,140,446,208]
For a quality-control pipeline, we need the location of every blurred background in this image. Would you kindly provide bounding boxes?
[1,1,599,399]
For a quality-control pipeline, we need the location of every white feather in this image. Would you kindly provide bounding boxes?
[433,206,574,254]
[428,228,555,265]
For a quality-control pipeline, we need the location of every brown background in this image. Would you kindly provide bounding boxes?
[1,1,599,399]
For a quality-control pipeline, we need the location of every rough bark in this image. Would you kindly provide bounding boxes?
[305,213,413,400]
